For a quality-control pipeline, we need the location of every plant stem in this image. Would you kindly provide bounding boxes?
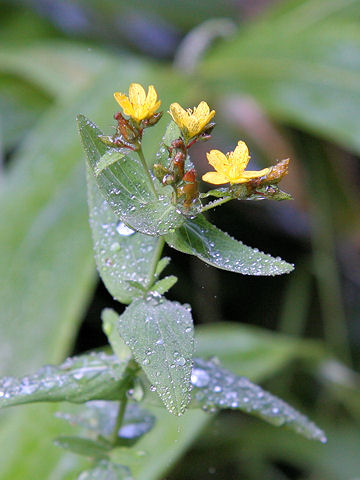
[146,236,166,289]
[201,196,232,213]
[137,147,158,198]
[111,394,128,445]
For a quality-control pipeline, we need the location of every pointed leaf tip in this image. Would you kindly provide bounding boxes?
[115,296,194,416]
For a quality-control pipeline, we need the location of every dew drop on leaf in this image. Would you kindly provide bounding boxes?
[116,221,136,237]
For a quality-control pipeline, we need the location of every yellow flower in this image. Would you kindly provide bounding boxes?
[169,101,215,139]
[114,83,161,122]
[202,141,270,185]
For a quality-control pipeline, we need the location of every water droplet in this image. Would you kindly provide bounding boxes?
[191,368,210,388]
[175,356,186,367]
[116,221,135,236]
[110,242,121,252]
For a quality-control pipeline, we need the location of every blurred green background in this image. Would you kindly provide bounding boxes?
[1,0,360,479]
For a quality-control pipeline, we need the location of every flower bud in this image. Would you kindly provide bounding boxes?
[172,152,185,181]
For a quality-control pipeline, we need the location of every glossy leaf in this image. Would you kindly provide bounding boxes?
[191,357,327,442]
[195,322,320,381]
[150,275,178,295]
[116,296,194,415]
[202,0,360,155]
[165,214,294,275]
[0,353,129,408]
[77,460,133,480]
[78,115,185,236]
[0,46,191,480]
[54,436,111,459]
[57,401,155,444]
[87,171,160,304]
[94,151,126,176]
[153,120,181,168]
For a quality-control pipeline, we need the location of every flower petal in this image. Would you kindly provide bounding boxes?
[232,141,250,170]
[146,85,157,104]
[206,150,228,172]
[129,83,146,106]
[239,168,270,179]
[202,171,230,185]
[194,101,210,118]
[169,103,187,127]
[113,92,134,116]
[145,85,161,115]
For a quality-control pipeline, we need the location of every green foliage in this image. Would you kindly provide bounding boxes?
[165,214,294,276]
[202,0,360,155]
[116,297,194,416]
[0,353,130,408]
[79,115,185,236]
[87,172,160,304]
[57,402,155,445]
[0,0,359,478]
[76,460,132,480]
[190,357,326,442]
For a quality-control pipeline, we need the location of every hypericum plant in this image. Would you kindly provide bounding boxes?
[0,83,327,479]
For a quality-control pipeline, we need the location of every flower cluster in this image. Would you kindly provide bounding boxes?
[109,83,290,209]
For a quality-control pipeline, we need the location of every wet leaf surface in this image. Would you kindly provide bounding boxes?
[78,115,185,236]
[0,353,129,408]
[116,296,194,416]
[77,460,133,480]
[54,436,111,459]
[165,214,294,275]
[87,171,160,304]
[57,401,155,444]
[190,357,327,442]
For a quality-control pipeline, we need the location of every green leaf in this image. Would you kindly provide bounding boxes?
[150,275,178,295]
[0,42,115,98]
[78,115,185,236]
[153,120,181,168]
[94,151,126,176]
[57,401,155,445]
[165,214,294,275]
[190,357,327,442]
[201,0,360,155]
[195,322,317,381]
[111,406,209,480]
[155,257,171,276]
[77,460,133,480]
[0,353,129,408]
[87,170,160,304]
[102,309,132,362]
[0,75,51,150]
[54,436,111,459]
[0,405,88,480]
[0,48,191,480]
[116,296,194,416]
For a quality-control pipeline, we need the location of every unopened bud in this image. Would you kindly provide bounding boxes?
[153,163,169,182]
[171,138,186,153]
[142,111,163,127]
[162,174,176,185]
[183,169,197,183]
[172,152,185,180]
[264,158,290,184]
[114,111,139,142]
